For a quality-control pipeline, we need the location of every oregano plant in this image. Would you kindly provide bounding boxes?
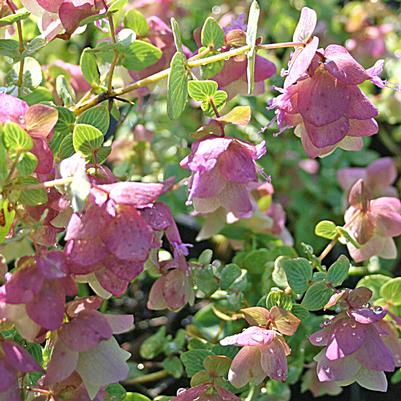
[0,1,401,400]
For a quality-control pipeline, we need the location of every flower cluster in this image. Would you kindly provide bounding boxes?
[220,306,300,387]
[270,9,385,157]
[309,288,401,392]
[65,180,188,297]
[344,178,401,262]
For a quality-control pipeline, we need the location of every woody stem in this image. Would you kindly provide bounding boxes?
[72,41,305,115]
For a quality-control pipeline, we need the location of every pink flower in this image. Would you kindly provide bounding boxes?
[21,0,103,40]
[180,135,266,219]
[172,384,241,401]
[65,180,187,297]
[147,256,194,311]
[0,340,42,401]
[0,253,76,340]
[337,157,398,199]
[270,45,384,158]
[133,0,186,22]
[42,297,133,399]
[309,300,401,392]
[220,307,300,387]
[302,363,343,397]
[0,93,58,176]
[344,179,401,262]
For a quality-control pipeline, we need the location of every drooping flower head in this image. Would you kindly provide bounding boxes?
[0,252,77,341]
[344,179,401,262]
[270,9,385,158]
[42,296,133,399]
[220,306,300,387]
[180,135,266,220]
[65,180,187,297]
[309,287,401,392]
[337,157,398,199]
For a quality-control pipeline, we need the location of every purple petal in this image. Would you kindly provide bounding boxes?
[0,94,28,124]
[325,319,366,360]
[309,327,331,347]
[2,341,42,373]
[284,36,319,88]
[26,280,65,330]
[104,314,134,334]
[304,118,349,148]
[316,351,360,382]
[367,158,397,190]
[260,339,288,381]
[346,87,378,120]
[254,55,276,82]
[347,118,378,137]
[349,307,387,324]
[221,327,275,347]
[324,45,370,85]
[36,251,68,279]
[101,206,153,261]
[0,359,16,392]
[60,310,113,352]
[293,7,317,42]
[355,326,395,372]
[219,183,253,218]
[95,268,129,297]
[228,346,266,388]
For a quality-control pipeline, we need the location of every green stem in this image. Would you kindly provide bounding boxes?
[12,176,74,191]
[106,13,119,93]
[72,40,304,115]
[123,369,169,385]
[6,1,25,96]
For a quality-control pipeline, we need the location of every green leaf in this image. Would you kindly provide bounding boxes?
[181,349,213,377]
[301,281,332,311]
[56,75,75,107]
[108,0,128,13]
[220,264,242,290]
[0,39,19,59]
[315,220,337,240]
[170,17,184,53]
[380,277,401,305]
[18,177,48,206]
[80,49,100,87]
[124,9,149,36]
[246,0,260,94]
[266,289,292,310]
[326,255,349,287]
[125,393,151,401]
[95,146,112,164]
[79,12,108,27]
[0,9,30,27]
[23,37,47,57]
[201,90,227,116]
[187,80,218,101]
[140,327,167,359]
[105,383,126,401]
[58,134,75,160]
[3,122,32,152]
[0,200,16,243]
[120,40,162,71]
[162,356,184,378]
[217,106,251,126]
[201,17,224,49]
[77,104,110,135]
[336,226,360,249]
[0,140,8,180]
[73,124,104,157]
[16,152,37,176]
[291,303,310,320]
[12,57,43,89]
[281,258,313,295]
[194,266,219,296]
[167,52,189,120]
[203,355,231,376]
[198,249,213,265]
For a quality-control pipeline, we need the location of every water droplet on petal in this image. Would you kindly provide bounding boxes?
[373,306,383,314]
[323,318,333,327]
